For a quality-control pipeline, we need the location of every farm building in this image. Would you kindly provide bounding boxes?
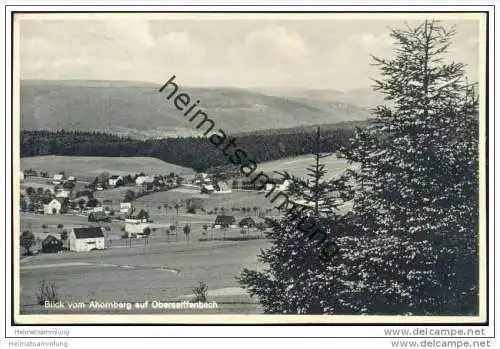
[265,178,292,192]
[214,215,236,229]
[52,173,65,185]
[194,173,211,185]
[124,221,150,237]
[135,176,154,186]
[69,227,105,252]
[215,181,232,194]
[43,198,66,215]
[201,184,215,194]
[120,202,133,214]
[239,217,256,228]
[42,235,63,254]
[67,176,76,182]
[108,175,123,187]
[88,211,110,222]
[55,189,71,199]
[126,208,150,222]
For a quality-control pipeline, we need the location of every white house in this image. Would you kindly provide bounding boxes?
[43,198,62,215]
[52,173,64,185]
[135,176,154,186]
[69,227,105,252]
[120,202,132,214]
[214,181,232,194]
[265,179,292,192]
[201,184,215,194]
[20,171,24,182]
[108,175,123,187]
[67,176,76,182]
[124,221,150,237]
[55,189,71,199]
[194,173,211,185]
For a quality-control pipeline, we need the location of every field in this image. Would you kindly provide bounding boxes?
[256,154,354,179]
[21,155,194,178]
[20,239,268,314]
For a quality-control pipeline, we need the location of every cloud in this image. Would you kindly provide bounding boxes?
[228,26,308,68]
[19,20,206,82]
[18,18,480,89]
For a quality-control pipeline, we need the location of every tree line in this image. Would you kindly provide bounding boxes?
[20,126,358,172]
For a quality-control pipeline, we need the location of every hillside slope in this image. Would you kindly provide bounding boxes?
[20,155,194,178]
[21,80,370,138]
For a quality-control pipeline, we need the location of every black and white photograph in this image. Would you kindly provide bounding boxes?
[9,10,490,327]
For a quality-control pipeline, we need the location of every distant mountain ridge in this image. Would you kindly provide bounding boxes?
[20,80,378,139]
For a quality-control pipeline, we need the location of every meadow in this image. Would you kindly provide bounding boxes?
[21,155,194,178]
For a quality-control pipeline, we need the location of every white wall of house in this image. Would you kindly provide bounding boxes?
[69,234,105,252]
[43,199,61,215]
[125,222,150,235]
[135,176,153,185]
[120,202,132,213]
[55,190,70,198]
[109,176,123,186]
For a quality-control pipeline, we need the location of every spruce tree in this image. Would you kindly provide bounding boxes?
[238,128,352,314]
[239,20,479,315]
[333,20,479,314]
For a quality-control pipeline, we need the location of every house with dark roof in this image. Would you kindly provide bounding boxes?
[238,217,256,228]
[43,197,68,215]
[69,227,105,252]
[108,175,123,187]
[88,211,111,222]
[214,215,236,229]
[42,235,63,254]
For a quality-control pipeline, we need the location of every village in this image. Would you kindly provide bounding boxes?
[18,165,292,256]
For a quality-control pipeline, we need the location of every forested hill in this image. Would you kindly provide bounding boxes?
[20,80,371,139]
[21,125,362,172]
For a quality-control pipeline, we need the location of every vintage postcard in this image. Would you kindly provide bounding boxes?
[11,11,489,325]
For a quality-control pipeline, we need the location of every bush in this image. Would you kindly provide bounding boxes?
[192,281,208,303]
[36,280,59,305]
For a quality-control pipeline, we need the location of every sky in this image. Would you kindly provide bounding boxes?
[18,14,481,91]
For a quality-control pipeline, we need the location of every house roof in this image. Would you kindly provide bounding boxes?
[43,197,65,205]
[73,227,104,239]
[89,211,107,218]
[215,215,236,224]
[42,235,61,245]
[240,217,256,224]
[109,175,121,179]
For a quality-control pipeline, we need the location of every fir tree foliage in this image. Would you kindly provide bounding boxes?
[239,20,479,315]
[335,20,479,315]
[239,128,352,314]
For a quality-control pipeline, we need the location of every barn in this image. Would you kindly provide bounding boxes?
[42,235,63,254]
[238,217,256,228]
[69,227,105,252]
[214,215,236,229]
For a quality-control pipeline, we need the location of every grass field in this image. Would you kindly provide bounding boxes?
[20,239,268,314]
[256,154,354,179]
[134,186,276,212]
[21,156,195,178]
